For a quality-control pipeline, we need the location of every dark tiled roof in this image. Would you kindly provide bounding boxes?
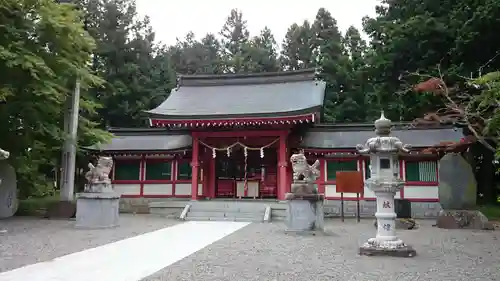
[302,126,464,149]
[147,69,326,119]
[86,128,191,152]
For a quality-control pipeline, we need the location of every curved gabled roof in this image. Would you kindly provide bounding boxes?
[85,128,191,152]
[302,125,464,149]
[146,69,325,120]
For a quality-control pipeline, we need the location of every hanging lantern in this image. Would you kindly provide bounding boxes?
[212,148,216,158]
[260,147,264,158]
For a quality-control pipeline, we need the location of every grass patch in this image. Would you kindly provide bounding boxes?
[16,195,60,216]
[479,205,500,221]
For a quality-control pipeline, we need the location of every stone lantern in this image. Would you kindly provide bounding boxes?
[356,112,417,257]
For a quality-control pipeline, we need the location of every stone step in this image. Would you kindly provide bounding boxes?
[189,202,268,213]
[185,216,262,222]
[189,206,266,213]
[188,211,263,218]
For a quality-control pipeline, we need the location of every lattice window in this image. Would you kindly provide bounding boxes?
[145,161,172,180]
[326,160,358,181]
[114,160,141,180]
[405,161,438,182]
[177,162,192,180]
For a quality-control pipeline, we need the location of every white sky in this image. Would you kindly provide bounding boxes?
[135,0,379,46]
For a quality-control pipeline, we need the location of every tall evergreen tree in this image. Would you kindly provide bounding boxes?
[242,27,280,73]
[78,0,175,127]
[167,32,224,74]
[220,9,250,73]
[343,26,367,71]
[280,21,316,70]
[312,8,353,122]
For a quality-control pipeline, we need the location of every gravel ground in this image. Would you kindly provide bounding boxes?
[0,214,180,272]
[143,219,500,281]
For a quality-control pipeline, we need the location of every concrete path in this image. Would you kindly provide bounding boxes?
[0,221,249,281]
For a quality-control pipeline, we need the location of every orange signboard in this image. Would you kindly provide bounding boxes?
[335,171,364,194]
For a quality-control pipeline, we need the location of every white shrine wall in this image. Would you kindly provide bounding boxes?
[109,153,439,202]
[110,155,204,198]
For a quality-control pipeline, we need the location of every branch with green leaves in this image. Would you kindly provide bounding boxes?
[408,67,499,153]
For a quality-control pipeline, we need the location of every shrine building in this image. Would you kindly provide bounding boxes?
[87,69,462,207]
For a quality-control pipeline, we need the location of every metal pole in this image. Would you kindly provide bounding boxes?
[60,79,80,201]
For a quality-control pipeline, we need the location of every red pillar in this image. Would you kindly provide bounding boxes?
[201,153,208,198]
[209,156,216,198]
[191,135,200,200]
[277,132,288,200]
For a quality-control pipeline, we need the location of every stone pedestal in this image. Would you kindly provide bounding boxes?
[436,209,494,230]
[285,193,324,234]
[359,240,417,257]
[75,191,120,229]
[359,186,417,258]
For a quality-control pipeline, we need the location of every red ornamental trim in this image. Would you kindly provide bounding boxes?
[150,113,316,128]
[93,151,187,158]
[302,149,439,157]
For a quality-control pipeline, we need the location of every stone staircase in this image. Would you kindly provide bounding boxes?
[183,201,270,222]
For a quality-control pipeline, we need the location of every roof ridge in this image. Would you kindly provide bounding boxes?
[311,122,458,130]
[178,69,318,87]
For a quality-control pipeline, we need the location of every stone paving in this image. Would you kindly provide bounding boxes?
[0,214,180,272]
[1,215,499,281]
[143,219,500,281]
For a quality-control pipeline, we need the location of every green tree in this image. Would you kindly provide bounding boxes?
[168,32,224,75]
[341,26,375,122]
[78,0,175,127]
[241,27,280,73]
[361,0,500,121]
[0,0,108,197]
[362,0,500,203]
[343,26,367,71]
[220,8,250,73]
[280,21,316,70]
[312,8,353,122]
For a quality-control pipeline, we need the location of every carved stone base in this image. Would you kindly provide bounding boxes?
[75,192,120,229]
[46,200,76,219]
[84,182,113,193]
[285,193,324,201]
[374,218,419,230]
[359,238,417,258]
[286,193,324,233]
[436,210,494,230]
[290,181,318,195]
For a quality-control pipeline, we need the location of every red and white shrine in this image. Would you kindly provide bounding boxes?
[87,69,463,204]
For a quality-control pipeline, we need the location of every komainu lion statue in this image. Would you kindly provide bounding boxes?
[290,151,320,183]
[85,156,113,186]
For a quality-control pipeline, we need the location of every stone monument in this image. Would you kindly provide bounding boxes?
[75,156,120,228]
[285,150,325,234]
[436,153,493,230]
[357,112,417,257]
[0,148,18,219]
